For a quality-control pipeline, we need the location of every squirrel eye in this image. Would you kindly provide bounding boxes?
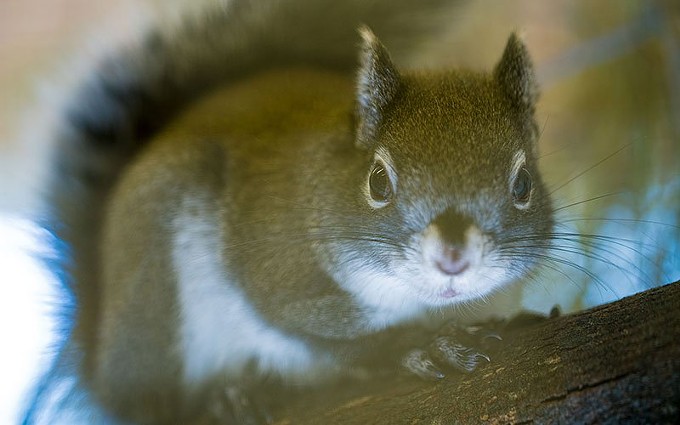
[512,167,532,207]
[369,161,393,204]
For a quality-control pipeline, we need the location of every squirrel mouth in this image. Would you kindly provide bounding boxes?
[440,287,460,299]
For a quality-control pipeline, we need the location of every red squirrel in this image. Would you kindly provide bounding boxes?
[25,0,552,423]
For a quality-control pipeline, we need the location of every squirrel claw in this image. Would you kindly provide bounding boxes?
[483,332,503,341]
[197,385,271,425]
[402,321,503,379]
[431,336,488,373]
[476,353,491,363]
[402,349,446,380]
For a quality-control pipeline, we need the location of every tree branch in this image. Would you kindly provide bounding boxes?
[275,280,680,424]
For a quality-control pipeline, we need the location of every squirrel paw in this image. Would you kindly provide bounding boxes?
[195,385,272,425]
[402,348,446,380]
[431,336,490,372]
[402,323,497,379]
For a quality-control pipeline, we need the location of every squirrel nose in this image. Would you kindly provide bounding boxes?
[435,244,470,276]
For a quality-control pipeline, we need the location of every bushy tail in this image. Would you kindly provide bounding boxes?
[48,0,460,341]
[28,0,459,422]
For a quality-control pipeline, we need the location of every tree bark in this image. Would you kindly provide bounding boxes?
[274,280,680,424]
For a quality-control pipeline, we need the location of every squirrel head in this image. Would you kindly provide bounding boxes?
[326,28,553,315]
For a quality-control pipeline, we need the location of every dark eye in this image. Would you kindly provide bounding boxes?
[369,161,393,204]
[512,167,532,206]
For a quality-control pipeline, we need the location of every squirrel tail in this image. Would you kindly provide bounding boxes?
[51,0,459,336]
[26,0,459,423]
[51,0,458,210]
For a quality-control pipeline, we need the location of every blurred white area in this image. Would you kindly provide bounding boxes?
[581,177,680,307]
[521,175,680,314]
[0,216,59,425]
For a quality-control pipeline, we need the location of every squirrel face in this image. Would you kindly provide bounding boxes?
[323,30,553,317]
[365,73,551,307]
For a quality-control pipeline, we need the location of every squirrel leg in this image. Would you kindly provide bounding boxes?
[192,384,274,425]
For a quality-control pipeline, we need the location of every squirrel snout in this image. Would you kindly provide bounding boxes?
[422,210,484,277]
[435,245,470,276]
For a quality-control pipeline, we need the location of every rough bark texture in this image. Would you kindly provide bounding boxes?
[274,280,680,424]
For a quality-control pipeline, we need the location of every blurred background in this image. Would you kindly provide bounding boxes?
[1,0,678,423]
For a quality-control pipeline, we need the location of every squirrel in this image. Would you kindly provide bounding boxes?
[24,0,554,423]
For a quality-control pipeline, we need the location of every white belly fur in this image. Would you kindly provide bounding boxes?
[172,195,334,388]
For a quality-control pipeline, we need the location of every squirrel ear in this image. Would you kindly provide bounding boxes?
[356,26,401,148]
[494,33,538,113]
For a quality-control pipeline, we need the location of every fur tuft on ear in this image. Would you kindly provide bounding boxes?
[494,33,538,113]
[356,26,401,148]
